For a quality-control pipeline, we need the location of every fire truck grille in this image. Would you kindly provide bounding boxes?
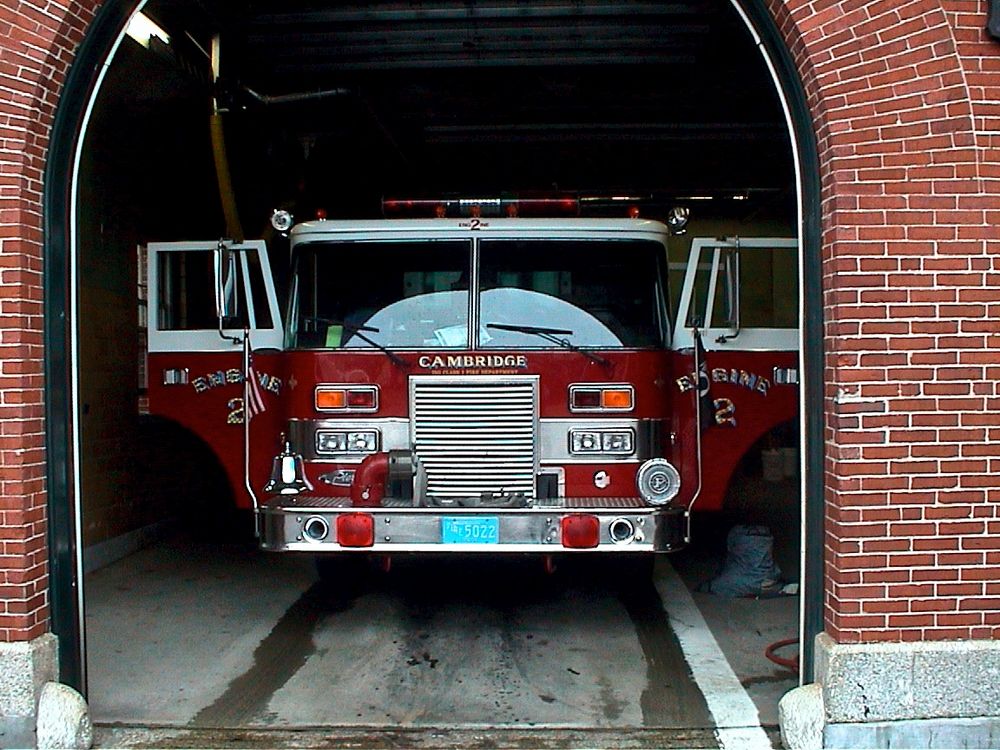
[411,377,538,501]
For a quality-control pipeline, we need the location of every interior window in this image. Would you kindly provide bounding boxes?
[157,250,248,331]
[708,245,798,329]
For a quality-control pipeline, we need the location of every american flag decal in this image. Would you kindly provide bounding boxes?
[245,365,267,420]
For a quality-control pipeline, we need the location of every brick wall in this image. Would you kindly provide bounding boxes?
[769,0,1000,643]
[0,1,97,642]
[0,0,998,647]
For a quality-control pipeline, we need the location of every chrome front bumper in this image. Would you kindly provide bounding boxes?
[259,496,687,553]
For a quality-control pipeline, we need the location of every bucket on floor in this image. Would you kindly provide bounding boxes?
[701,524,784,598]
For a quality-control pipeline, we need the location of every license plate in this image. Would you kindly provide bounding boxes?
[441,516,499,544]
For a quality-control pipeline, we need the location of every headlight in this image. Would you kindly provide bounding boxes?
[570,429,634,455]
[315,430,378,455]
[636,458,681,505]
[602,431,633,453]
[347,431,377,452]
[571,431,601,453]
[316,431,347,453]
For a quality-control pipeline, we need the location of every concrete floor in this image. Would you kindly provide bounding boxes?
[673,472,803,727]
[87,545,718,727]
[84,473,800,747]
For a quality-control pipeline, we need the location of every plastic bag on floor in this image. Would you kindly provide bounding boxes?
[701,524,787,598]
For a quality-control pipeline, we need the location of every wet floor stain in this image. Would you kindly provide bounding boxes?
[597,674,627,722]
[619,582,713,728]
[191,579,356,727]
[741,670,796,687]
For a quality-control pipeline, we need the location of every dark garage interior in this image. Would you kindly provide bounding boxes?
[76,0,801,743]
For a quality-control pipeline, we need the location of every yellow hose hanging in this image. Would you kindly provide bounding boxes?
[210,111,243,243]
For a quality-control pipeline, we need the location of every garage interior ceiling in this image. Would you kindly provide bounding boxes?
[114,0,794,221]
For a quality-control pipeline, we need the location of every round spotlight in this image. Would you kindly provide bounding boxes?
[609,518,636,544]
[636,459,681,505]
[303,516,329,542]
[270,208,294,232]
[666,206,690,235]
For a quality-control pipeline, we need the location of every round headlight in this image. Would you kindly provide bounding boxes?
[636,458,681,505]
[270,208,294,232]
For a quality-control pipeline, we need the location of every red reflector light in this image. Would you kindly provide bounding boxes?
[561,514,600,549]
[346,389,377,408]
[571,389,601,409]
[337,513,375,547]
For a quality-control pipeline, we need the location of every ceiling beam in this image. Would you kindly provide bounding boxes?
[245,1,710,27]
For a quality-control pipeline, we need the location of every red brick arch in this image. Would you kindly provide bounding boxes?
[0,0,997,657]
[0,0,101,643]
[764,0,1000,643]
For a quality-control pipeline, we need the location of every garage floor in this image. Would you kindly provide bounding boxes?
[84,479,799,748]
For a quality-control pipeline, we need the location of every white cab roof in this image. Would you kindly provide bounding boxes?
[291,217,670,243]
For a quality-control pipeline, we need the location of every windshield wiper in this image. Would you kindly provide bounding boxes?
[304,316,408,368]
[486,323,612,368]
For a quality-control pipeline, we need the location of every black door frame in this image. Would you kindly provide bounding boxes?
[43,0,825,694]
[43,0,140,694]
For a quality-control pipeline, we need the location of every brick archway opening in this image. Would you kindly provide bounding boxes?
[31,0,826,700]
[16,1,994,742]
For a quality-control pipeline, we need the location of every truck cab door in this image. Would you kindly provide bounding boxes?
[671,237,800,513]
[673,237,799,354]
[144,240,284,509]
[147,239,283,355]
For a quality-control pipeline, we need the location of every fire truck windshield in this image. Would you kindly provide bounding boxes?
[287,237,667,350]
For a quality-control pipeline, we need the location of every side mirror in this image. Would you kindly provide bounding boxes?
[716,247,741,343]
[214,241,239,321]
[214,240,243,344]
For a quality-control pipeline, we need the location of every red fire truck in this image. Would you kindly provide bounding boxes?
[145,198,798,560]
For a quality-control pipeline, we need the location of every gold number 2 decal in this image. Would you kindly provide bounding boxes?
[713,397,736,427]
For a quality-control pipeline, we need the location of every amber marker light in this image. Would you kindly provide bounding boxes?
[315,388,347,410]
[602,389,634,410]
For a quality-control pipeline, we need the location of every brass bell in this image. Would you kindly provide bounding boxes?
[264,439,312,495]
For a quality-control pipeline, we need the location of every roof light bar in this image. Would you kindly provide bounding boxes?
[382,195,580,219]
